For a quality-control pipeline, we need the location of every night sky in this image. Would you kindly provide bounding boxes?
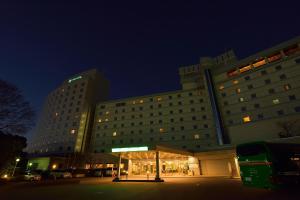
[1,1,300,137]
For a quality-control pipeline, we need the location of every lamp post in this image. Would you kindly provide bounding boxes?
[12,158,20,177]
[27,162,33,170]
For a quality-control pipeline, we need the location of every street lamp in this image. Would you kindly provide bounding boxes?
[12,158,20,177]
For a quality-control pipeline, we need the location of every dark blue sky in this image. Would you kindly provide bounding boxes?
[1,0,300,118]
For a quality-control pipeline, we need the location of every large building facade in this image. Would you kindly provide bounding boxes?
[28,69,109,155]
[28,36,300,177]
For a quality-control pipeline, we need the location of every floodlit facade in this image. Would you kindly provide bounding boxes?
[28,36,300,178]
[211,36,300,144]
[27,69,109,155]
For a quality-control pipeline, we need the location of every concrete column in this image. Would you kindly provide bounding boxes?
[127,159,132,176]
[117,153,122,178]
[155,151,161,181]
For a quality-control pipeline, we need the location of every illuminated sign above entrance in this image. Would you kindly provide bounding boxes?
[112,146,149,153]
[68,76,82,83]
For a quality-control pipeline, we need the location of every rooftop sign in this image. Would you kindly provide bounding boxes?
[112,146,149,153]
[68,76,82,83]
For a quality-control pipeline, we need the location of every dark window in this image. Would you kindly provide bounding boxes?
[257,114,264,119]
[169,96,173,99]
[180,126,184,130]
[241,107,247,111]
[178,101,182,105]
[199,99,204,103]
[191,108,195,112]
[180,118,184,122]
[177,94,181,98]
[228,120,233,125]
[226,110,231,114]
[295,58,300,64]
[221,93,226,97]
[201,107,205,111]
[279,74,287,80]
[159,120,162,124]
[158,112,162,116]
[169,103,173,106]
[248,85,253,89]
[150,98,153,102]
[268,89,275,94]
[170,118,174,122]
[179,109,183,113]
[203,124,208,128]
[150,105,153,109]
[265,79,271,84]
[192,116,196,120]
[244,76,250,81]
[139,107,143,110]
[158,104,162,108]
[190,100,194,104]
[261,70,267,75]
[182,135,186,140]
[254,103,260,108]
[193,125,198,129]
[189,92,193,96]
[202,115,207,119]
[132,108,135,111]
[251,93,257,99]
[224,101,228,106]
[289,95,296,101]
[277,110,284,115]
[275,65,282,71]
[294,106,300,112]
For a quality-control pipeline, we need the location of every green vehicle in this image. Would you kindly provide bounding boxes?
[236,141,300,189]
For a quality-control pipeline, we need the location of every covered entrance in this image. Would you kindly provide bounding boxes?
[111,145,200,182]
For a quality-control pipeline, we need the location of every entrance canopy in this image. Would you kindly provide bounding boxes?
[111,145,193,160]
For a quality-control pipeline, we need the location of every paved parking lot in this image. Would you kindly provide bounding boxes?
[0,177,299,200]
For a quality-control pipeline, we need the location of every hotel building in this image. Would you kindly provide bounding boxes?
[28,36,300,178]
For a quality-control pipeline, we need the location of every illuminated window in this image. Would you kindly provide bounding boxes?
[239,65,251,73]
[159,128,164,133]
[284,84,291,91]
[253,59,266,68]
[268,53,282,63]
[227,69,239,77]
[239,97,244,102]
[273,99,280,104]
[139,100,144,103]
[236,88,241,94]
[157,97,162,101]
[55,112,59,116]
[243,116,251,123]
[98,119,102,123]
[233,80,239,84]
[219,85,224,90]
[194,134,200,139]
[132,101,136,104]
[112,132,117,137]
[105,111,109,115]
[70,129,76,134]
[105,118,109,122]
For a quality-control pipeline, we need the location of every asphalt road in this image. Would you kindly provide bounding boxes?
[0,177,299,200]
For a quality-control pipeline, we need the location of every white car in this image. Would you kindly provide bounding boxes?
[50,170,72,179]
[23,172,42,181]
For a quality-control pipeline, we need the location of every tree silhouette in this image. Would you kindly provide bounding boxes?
[0,79,35,135]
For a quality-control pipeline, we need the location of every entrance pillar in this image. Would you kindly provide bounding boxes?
[155,151,162,181]
[114,153,122,181]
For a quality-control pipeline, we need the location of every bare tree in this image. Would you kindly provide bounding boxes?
[0,79,35,135]
[277,119,300,138]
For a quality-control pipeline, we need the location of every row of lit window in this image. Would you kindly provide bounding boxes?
[238,106,300,124]
[99,93,198,109]
[226,44,300,77]
[96,124,210,134]
[223,93,296,106]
